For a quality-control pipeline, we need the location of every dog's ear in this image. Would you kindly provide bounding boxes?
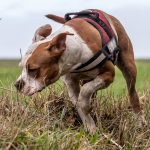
[53,32,73,49]
[48,32,74,57]
[32,24,52,43]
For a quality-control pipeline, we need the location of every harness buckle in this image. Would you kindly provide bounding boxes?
[113,48,119,65]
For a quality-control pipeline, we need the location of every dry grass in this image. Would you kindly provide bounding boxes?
[0,85,150,150]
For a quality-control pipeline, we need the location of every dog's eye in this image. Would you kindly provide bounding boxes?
[28,68,38,77]
[28,68,37,72]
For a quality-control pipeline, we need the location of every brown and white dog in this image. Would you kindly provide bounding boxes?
[15,10,146,133]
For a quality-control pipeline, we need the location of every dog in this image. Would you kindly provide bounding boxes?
[15,9,146,134]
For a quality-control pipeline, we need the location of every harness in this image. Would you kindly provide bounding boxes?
[64,9,119,73]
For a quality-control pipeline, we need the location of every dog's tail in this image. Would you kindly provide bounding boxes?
[45,14,66,24]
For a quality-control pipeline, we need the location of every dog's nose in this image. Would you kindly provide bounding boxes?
[14,80,25,91]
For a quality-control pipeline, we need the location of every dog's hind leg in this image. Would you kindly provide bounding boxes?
[109,14,147,125]
[116,35,146,125]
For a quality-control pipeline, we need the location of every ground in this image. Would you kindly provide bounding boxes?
[0,59,150,150]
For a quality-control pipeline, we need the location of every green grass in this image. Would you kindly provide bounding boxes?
[0,59,150,150]
[0,59,150,95]
[111,60,150,95]
[0,59,20,87]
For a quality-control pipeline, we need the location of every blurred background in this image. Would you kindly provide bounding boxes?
[0,0,150,59]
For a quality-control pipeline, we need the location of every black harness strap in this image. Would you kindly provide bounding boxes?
[71,38,119,73]
[65,10,113,45]
[64,10,119,73]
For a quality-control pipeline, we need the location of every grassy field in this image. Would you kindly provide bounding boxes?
[0,59,150,150]
[0,59,150,95]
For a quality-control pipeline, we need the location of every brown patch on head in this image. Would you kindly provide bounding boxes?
[26,32,73,86]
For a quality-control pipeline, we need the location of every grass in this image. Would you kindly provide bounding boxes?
[0,59,150,95]
[0,59,150,150]
[0,60,20,87]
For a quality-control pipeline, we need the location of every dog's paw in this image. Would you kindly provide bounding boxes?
[86,124,97,135]
[134,112,147,127]
[138,115,147,127]
[84,115,97,135]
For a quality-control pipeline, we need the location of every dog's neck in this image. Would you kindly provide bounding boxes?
[57,25,93,75]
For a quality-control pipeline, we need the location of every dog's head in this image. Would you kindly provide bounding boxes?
[15,24,72,96]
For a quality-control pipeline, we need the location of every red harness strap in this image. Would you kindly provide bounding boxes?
[64,10,119,72]
[82,9,115,45]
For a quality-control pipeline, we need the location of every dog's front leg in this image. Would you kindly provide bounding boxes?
[77,77,104,134]
[77,72,114,134]
[61,74,80,105]
[61,74,97,134]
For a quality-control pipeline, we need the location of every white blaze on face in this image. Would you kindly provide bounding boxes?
[17,43,45,96]
[17,68,44,96]
[17,54,45,95]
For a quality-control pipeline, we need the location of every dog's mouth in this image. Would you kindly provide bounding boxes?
[37,87,45,93]
[18,78,57,96]
[31,87,46,96]
[19,86,46,96]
